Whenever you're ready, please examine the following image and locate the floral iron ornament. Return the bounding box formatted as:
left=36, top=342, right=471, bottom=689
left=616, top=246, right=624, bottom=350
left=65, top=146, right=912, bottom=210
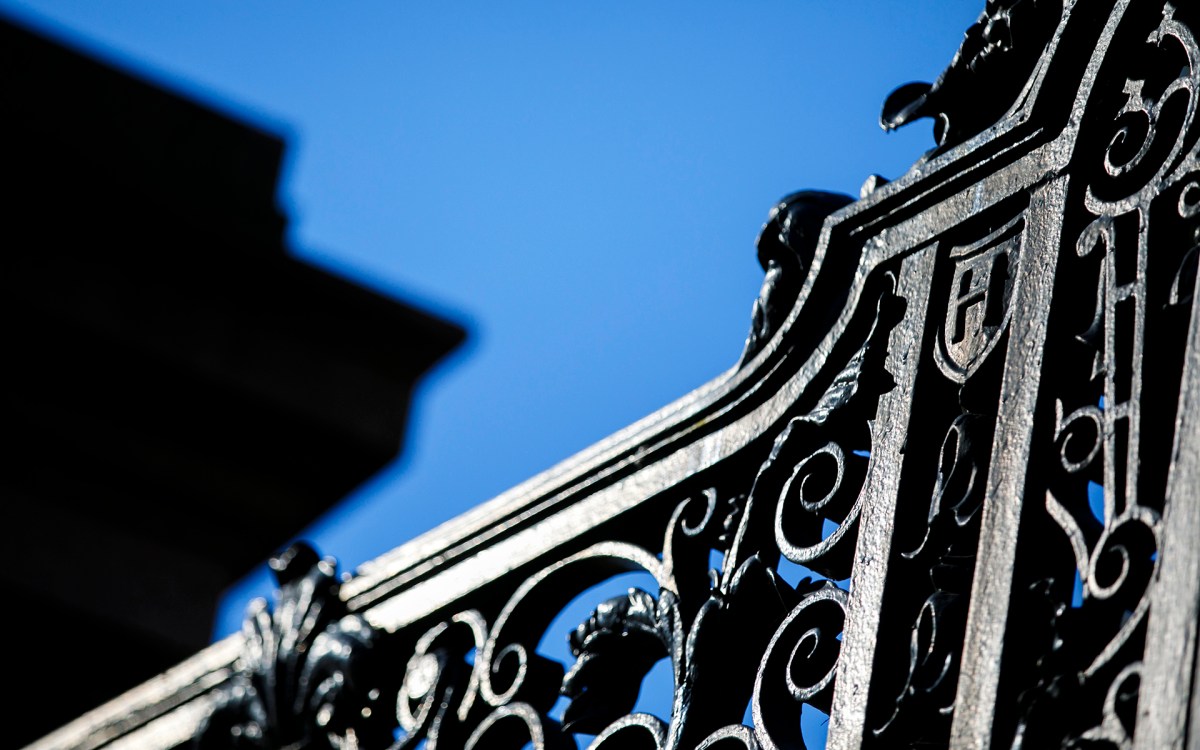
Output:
left=196, top=544, right=392, bottom=750
left=881, top=0, right=1065, bottom=150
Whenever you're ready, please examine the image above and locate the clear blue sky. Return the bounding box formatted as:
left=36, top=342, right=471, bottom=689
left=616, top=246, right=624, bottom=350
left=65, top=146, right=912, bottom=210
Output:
left=4, top=1, right=981, bottom=745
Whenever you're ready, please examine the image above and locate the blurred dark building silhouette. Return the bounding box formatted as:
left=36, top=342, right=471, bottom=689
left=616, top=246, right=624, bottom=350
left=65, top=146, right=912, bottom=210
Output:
left=1, top=16, right=464, bottom=746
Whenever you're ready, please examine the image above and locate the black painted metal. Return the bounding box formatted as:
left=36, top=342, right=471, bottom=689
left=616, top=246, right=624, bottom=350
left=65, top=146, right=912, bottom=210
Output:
left=29, top=1, right=1200, bottom=748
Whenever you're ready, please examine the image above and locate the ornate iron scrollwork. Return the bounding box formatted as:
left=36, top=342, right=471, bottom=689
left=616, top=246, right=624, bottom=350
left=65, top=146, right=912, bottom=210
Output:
left=39, top=2, right=1200, bottom=749
left=200, top=266, right=902, bottom=750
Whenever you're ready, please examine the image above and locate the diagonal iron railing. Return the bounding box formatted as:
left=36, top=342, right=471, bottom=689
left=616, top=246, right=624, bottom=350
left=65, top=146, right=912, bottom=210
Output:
left=29, top=0, right=1200, bottom=748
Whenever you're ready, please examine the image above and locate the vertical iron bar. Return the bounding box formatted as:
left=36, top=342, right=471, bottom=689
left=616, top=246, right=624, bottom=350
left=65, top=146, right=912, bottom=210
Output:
left=826, top=246, right=936, bottom=750
left=1137, top=220, right=1200, bottom=750
left=949, top=175, right=1069, bottom=749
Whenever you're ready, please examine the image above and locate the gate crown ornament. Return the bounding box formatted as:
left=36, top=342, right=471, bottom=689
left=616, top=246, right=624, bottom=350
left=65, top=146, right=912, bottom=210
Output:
left=29, top=1, right=1200, bottom=749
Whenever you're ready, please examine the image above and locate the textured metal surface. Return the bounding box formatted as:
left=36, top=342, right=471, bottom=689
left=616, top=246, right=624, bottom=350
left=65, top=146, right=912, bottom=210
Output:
left=29, top=0, right=1200, bottom=748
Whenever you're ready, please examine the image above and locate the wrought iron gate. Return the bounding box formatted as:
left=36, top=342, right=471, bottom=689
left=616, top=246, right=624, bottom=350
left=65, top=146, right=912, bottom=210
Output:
left=30, top=0, right=1200, bottom=748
